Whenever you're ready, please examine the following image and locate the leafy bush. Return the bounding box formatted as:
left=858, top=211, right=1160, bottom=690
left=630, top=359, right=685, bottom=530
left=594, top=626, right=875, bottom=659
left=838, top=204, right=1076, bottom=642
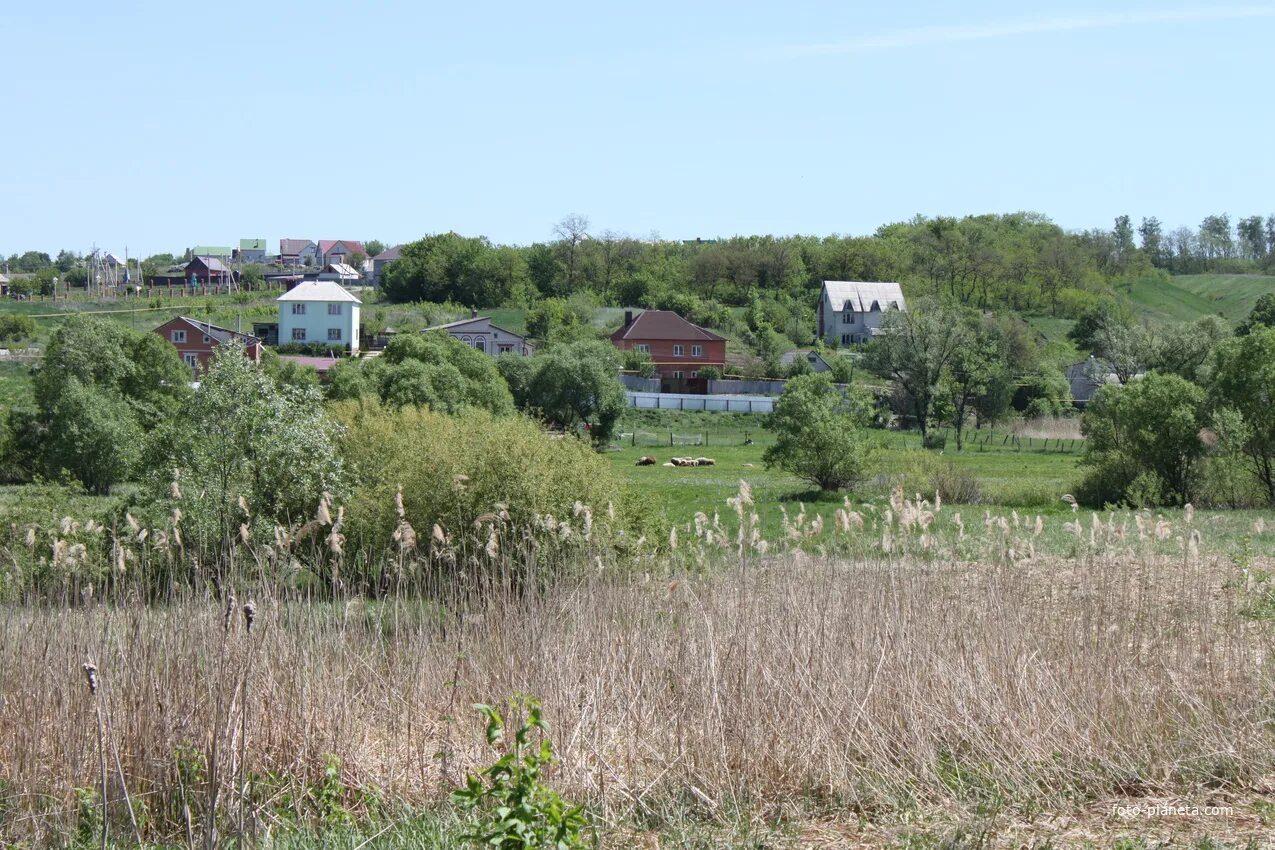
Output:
left=697, top=365, right=722, bottom=381
left=764, top=373, right=876, bottom=492
left=1077, top=372, right=1207, bottom=507
left=523, top=340, right=625, bottom=444
left=145, top=343, right=347, bottom=558
left=330, top=402, right=648, bottom=564
left=452, top=699, right=589, bottom=850
left=349, top=332, right=514, bottom=415
left=0, top=314, right=36, bottom=344
left=886, top=450, right=983, bottom=505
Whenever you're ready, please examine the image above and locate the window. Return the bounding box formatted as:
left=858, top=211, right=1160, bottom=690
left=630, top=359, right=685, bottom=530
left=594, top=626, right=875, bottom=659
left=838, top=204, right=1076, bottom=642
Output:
left=635, top=344, right=649, bottom=354
left=202, top=335, right=211, bottom=344
left=474, top=339, right=485, bottom=353
left=843, top=312, right=854, bottom=324
left=673, top=344, right=684, bottom=357
left=327, top=328, right=342, bottom=341
left=292, top=328, right=307, bottom=341
left=328, top=303, right=342, bottom=315
left=183, top=353, right=199, bottom=368
left=170, top=330, right=186, bottom=343
left=498, top=343, right=513, bottom=353
left=841, top=333, right=851, bottom=345
left=691, top=345, right=702, bottom=357
left=671, top=371, right=684, bottom=379
left=291, top=303, right=306, bottom=315
left=691, top=370, right=699, bottom=378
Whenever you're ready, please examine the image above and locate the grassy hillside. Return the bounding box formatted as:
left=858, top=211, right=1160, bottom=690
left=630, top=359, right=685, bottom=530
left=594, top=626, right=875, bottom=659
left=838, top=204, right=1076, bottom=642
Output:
left=1124, top=273, right=1275, bottom=323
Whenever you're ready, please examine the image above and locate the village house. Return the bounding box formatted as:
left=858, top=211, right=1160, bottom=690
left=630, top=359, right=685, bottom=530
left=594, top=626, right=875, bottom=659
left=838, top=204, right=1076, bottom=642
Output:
left=423, top=312, right=534, bottom=356
left=154, top=316, right=263, bottom=376
left=188, top=245, right=233, bottom=262
left=817, top=281, right=906, bottom=345
left=370, top=244, right=403, bottom=285
left=235, top=238, right=267, bottom=264
left=277, top=280, right=361, bottom=352
left=781, top=349, right=834, bottom=373
left=279, top=239, right=318, bottom=266
left=317, top=263, right=362, bottom=283
left=318, top=240, right=366, bottom=268
left=610, top=309, right=726, bottom=393
left=184, top=256, right=232, bottom=287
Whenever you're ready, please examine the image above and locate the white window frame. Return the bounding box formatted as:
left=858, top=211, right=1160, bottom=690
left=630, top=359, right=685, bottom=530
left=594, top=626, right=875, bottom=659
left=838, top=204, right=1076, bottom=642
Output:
left=202, top=335, right=211, bottom=344
left=843, top=312, right=854, bottom=324
left=635, top=343, right=649, bottom=354
left=171, top=330, right=186, bottom=343
left=182, top=353, right=199, bottom=368
left=292, top=303, right=306, bottom=315
left=671, top=370, right=684, bottom=379
left=691, top=344, right=702, bottom=357
left=673, top=344, right=684, bottom=357
left=292, top=328, right=307, bottom=341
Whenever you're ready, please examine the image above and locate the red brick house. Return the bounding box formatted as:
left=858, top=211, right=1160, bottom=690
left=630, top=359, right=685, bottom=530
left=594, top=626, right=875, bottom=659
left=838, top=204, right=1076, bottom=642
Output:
left=154, top=316, right=263, bottom=377
left=610, top=310, right=726, bottom=393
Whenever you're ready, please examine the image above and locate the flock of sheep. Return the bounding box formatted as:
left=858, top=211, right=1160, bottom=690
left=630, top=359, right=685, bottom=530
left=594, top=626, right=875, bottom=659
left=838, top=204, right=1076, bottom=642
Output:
left=635, top=455, right=717, bottom=467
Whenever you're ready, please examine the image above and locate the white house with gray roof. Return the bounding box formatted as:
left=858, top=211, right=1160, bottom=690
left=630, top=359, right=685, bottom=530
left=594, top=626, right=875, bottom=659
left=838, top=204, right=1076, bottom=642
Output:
left=817, top=280, right=906, bottom=345
left=278, top=280, right=361, bottom=352
left=423, top=313, right=533, bottom=356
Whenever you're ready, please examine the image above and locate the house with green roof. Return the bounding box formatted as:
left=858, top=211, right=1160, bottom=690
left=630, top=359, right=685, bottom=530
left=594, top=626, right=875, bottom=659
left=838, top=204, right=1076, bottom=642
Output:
left=237, top=238, right=267, bottom=263
left=189, top=245, right=232, bottom=261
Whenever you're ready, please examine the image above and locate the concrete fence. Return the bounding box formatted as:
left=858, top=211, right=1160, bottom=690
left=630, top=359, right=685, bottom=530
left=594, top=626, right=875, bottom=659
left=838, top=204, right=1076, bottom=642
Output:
left=624, top=391, right=775, bottom=413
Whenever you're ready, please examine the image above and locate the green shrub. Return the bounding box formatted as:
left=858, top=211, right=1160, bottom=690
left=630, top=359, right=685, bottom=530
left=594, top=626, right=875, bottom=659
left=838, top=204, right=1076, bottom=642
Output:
left=1077, top=372, right=1207, bottom=507
left=0, top=314, right=37, bottom=344
left=331, top=402, right=649, bottom=565
left=764, top=374, right=876, bottom=492
left=452, top=699, right=589, bottom=850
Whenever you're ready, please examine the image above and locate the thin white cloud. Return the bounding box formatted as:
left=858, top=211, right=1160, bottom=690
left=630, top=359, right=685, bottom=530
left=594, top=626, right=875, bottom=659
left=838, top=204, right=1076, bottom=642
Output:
left=784, top=6, right=1275, bottom=56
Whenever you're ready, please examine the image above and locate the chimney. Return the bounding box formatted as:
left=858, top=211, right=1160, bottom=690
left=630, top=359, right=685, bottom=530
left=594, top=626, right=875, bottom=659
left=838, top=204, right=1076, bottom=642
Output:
left=624, top=310, right=633, bottom=327
left=471, top=308, right=478, bottom=319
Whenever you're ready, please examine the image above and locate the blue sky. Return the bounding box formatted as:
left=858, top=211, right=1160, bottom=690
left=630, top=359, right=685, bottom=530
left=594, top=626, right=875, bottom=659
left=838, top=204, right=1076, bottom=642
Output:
left=2, top=1, right=1272, bottom=257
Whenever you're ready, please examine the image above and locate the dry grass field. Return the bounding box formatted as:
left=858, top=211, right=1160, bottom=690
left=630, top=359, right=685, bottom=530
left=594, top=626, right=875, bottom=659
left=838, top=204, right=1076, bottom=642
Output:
left=2, top=494, right=1273, bottom=848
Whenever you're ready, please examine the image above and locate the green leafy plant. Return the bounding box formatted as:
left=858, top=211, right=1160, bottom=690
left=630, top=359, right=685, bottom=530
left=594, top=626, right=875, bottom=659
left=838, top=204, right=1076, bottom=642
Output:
left=451, top=698, right=590, bottom=849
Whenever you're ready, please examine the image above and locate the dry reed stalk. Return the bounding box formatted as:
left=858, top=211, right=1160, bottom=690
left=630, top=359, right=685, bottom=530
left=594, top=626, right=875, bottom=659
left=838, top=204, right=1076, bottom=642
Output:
left=1, top=536, right=1269, bottom=846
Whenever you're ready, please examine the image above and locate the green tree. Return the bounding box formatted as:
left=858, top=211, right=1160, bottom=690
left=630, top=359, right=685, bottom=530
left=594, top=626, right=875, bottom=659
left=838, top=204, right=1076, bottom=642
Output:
left=863, top=299, right=969, bottom=440
left=938, top=319, right=1009, bottom=450
left=1079, top=372, right=1207, bottom=506
left=763, top=373, right=875, bottom=492
left=364, top=239, right=387, bottom=259
left=149, top=343, right=346, bottom=558
left=1209, top=327, right=1275, bottom=502
left=1236, top=293, right=1275, bottom=336
left=524, top=340, right=625, bottom=444
left=0, top=314, right=37, bottom=344
left=381, top=233, right=508, bottom=306
left=364, top=332, right=514, bottom=414
left=496, top=354, right=536, bottom=409
left=41, top=380, right=143, bottom=495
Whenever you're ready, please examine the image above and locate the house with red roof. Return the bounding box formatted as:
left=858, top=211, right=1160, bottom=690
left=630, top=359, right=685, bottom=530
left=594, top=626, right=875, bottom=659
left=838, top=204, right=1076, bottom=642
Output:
left=610, top=310, right=726, bottom=393
left=154, top=316, right=263, bottom=377
left=318, top=240, right=366, bottom=269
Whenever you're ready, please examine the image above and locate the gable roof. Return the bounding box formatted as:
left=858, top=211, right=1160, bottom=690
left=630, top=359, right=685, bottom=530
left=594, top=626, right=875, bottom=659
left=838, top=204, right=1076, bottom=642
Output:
left=159, top=316, right=261, bottom=346
left=781, top=349, right=833, bottom=369
left=321, top=263, right=361, bottom=277
left=239, top=238, right=266, bottom=251
left=318, top=239, right=366, bottom=256
left=188, top=256, right=230, bottom=272
left=373, top=245, right=403, bottom=261
left=279, top=238, right=315, bottom=256
left=424, top=316, right=527, bottom=340
left=277, top=280, right=362, bottom=303
left=610, top=310, right=726, bottom=343
left=822, top=281, right=906, bottom=313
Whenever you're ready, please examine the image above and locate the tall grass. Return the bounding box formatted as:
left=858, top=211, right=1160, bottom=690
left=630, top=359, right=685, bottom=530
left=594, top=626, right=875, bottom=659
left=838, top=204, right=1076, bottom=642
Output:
left=1, top=495, right=1270, bottom=845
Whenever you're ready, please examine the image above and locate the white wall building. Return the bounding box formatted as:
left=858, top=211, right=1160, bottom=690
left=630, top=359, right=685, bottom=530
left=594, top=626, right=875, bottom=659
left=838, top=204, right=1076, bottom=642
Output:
left=817, top=281, right=906, bottom=345
left=423, top=314, right=533, bottom=356
left=278, top=280, right=361, bottom=353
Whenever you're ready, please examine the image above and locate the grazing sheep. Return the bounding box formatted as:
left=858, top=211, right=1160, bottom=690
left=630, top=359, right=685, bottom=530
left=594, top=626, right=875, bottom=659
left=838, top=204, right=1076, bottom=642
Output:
left=671, top=457, right=701, bottom=467
left=635, top=456, right=658, bottom=466
left=694, top=457, right=716, bottom=466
